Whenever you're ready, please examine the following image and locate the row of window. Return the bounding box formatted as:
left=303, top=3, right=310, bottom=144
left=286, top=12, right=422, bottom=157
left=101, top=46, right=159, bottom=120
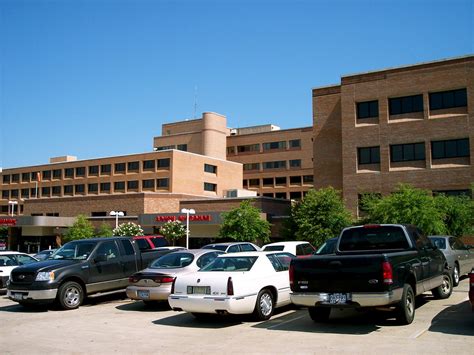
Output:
left=2, top=159, right=172, bottom=184
left=260, top=191, right=309, bottom=200
left=227, top=139, right=301, bottom=155
left=154, top=144, right=188, bottom=151
left=357, top=88, right=467, bottom=119
left=358, top=138, right=470, bottom=165
left=243, top=159, right=302, bottom=171
left=243, top=175, right=314, bottom=188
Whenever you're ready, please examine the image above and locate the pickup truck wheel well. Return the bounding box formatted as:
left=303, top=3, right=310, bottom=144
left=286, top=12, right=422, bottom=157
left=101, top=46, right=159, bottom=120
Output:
left=60, top=277, right=86, bottom=295
left=405, top=275, right=417, bottom=296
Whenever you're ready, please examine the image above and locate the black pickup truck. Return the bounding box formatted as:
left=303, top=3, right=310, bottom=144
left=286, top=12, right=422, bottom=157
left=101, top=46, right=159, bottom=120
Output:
left=7, top=237, right=168, bottom=310
left=290, top=224, right=452, bottom=324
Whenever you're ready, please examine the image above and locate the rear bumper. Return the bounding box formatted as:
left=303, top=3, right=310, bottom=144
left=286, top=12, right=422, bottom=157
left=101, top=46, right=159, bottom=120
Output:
left=290, top=288, right=403, bottom=308
left=168, top=293, right=257, bottom=315
left=7, top=288, right=58, bottom=303
left=126, top=285, right=171, bottom=301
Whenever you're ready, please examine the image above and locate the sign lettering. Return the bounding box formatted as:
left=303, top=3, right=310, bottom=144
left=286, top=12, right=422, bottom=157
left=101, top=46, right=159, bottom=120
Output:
left=0, top=218, right=17, bottom=226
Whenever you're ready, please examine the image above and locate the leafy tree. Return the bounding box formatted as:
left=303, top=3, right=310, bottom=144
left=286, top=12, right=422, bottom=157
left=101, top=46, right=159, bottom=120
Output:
left=159, top=220, right=186, bottom=246
left=64, top=214, right=95, bottom=242
left=97, top=222, right=114, bottom=237
left=362, top=184, right=446, bottom=235
left=290, top=187, right=352, bottom=247
left=0, top=226, right=7, bottom=237
left=113, top=222, right=144, bottom=236
left=218, top=200, right=271, bottom=244
left=434, top=193, right=474, bottom=237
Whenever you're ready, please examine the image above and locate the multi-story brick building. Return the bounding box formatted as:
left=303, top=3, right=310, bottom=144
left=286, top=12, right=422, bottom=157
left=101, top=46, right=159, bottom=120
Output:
left=313, top=55, right=473, bottom=216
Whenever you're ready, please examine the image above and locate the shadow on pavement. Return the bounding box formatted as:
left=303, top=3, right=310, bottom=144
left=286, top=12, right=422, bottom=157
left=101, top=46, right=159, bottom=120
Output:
left=116, top=300, right=171, bottom=312
left=152, top=312, right=242, bottom=329
left=429, top=300, right=474, bottom=336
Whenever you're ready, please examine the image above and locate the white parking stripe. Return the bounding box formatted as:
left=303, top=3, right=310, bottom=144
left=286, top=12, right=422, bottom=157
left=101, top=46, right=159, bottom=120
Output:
left=267, top=315, right=306, bottom=329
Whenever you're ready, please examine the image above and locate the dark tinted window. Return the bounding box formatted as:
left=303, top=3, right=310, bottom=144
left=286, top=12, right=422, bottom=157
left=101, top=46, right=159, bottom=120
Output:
left=151, top=252, right=194, bottom=269
left=120, top=240, right=135, bottom=255
left=127, top=180, right=139, bottom=189
left=430, top=237, right=446, bottom=250
left=88, top=166, right=99, bottom=175
left=135, top=238, right=151, bottom=251
left=358, top=146, right=380, bottom=165
left=357, top=100, right=379, bottom=119
left=143, top=160, right=155, bottom=170
left=429, top=88, right=467, bottom=110
left=431, top=138, right=470, bottom=159
left=201, top=256, right=258, bottom=271
left=389, top=94, right=423, bottom=115
left=196, top=252, right=222, bottom=268
left=75, top=167, right=85, bottom=176
left=101, top=164, right=111, bottom=174
left=115, top=163, right=126, bottom=172
left=339, top=226, right=409, bottom=251
left=128, top=161, right=139, bottom=172
left=157, top=158, right=170, bottom=168
left=390, top=143, right=425, bottom=162
left=240, top=243, right=257, bottom=252
left=150, top=237, right=168, bottom=248
left=227, top=245, right=240, bottom=253
left=263, top=245, right=284, bottom=251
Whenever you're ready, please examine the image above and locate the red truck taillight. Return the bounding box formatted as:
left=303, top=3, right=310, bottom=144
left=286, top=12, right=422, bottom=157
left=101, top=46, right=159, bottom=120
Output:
left=289, top=263, right=294, bottom=287
left=382, top=261, right=393, bottom=285
left=469, top=272, right=474, bottom=287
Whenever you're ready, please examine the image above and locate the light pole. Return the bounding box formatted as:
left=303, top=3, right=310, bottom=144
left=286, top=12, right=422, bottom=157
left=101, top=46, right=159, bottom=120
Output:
left=110, top=211, right=124, bottom=229
left=181, top=208, right=195, bottom=249
left=8, top=201, right=18, bottom=216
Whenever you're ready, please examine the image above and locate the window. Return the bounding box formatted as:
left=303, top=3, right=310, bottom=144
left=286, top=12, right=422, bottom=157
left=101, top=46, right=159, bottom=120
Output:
left=100, top=182, right=111, bottom=192
left=96, top=241, right=119, bottom=261
left=433, top=189, right=471, bottom=198
left=262, top=178, right=274, bottom=186
left=30, top=188, right=37, bottom=198
left=240, top=243, right=257, bottom=252
left=156, top=145, right=175, bottom=151
left=127, top=180, right=139, bottom=190
left=52, top=169, right=62, bottom=179
left=204, top=164, right=217, bottom=174
left=358, top=146, right=380, bottom=165
left=75, top=184, right=85, bottom=194
left=275, top=177, right=287, bottom=186
left=41, top=187, right=50, bottom=196
left=64, top=185, right=73, bottom=195
left=303, top=175, right=314, bottom=183
left=290, top=191, right=302, bottom=200
left=88, top=183, right=98, bottom=193
left=263, top=141, right=286, bottom=151
left=127, top=161, right=139, bottom=172
left=177, top=144, right=187, bottom=151
left=243, top=163, right=260, bottom=171
left=227, top=146, right=235, bottom=155
left=64, top=168, right=74, bottom=178
left=275, top=192, right=287, bottom=199
left=2, top=190, right=9, bottom=199
left=237, top=144, right=260, bottom=153
left=142, top=179, right=155, bottom=189
left=114, top=181, right=125, bottom=191
left=389, top=94, right=423, bottom=115
left=52, top=186, right=61, bottom=196
left=249, top=179, right=259, bottom=187
left=431, top=138, right=470, bottom=159
left=289, top=159, right=301, bottom=168
left=3, top=175, right=10, bottom=184
left=290, top=176, right=301, bottom=185
left=91, top=211, right=107, bottom=217
left=357, top=100, right=379, bottom=119
left=88, top=166, right=99, bottom=175
left=289, top=139, right=301, bottom=148
left=21, top=188, right=29, bottom=198
left=157, top=178, right=169, bottom=189
left=204, top=182, right=217, bottom=192
left=75, top=167, right=85, bottom=177
left=115, top=163, right=126, bottom=173
left=143, top=160, right=155, bottom=170
left=262, top=193, right=273, bottom=197
left=429, top=88, right=467, bottom=110
left=390, top=143, right=425, bottom=162
left=42, top=170, right=51, bottom=180
left=263, top=161, right=286, bottom=170
left=100, top=164, right=111, bottom=174
left=21, top=172, right=30, bottom=182
left=157, top=158, right=170, bottom=168
left=11, top=174, right=19, bottom=182
left=10, top=189, right=18, bottom=198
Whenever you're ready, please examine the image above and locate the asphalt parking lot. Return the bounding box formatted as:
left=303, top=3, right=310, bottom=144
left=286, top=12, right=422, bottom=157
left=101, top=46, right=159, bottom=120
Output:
left=1, top=278, right=473, bottom=354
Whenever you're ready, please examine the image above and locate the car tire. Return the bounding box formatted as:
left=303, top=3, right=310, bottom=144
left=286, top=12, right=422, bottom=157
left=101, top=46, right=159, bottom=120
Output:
left=308, top=306, right=331, bottom=322
left=253, top=289, right=274, bottom=321
left=395, top=284, right=415, bottom=325
left=57, top=281, right=84, bottom=310
left=431, top=271, right=453, bottom=299
left=452, top=264, right=460, bottom=287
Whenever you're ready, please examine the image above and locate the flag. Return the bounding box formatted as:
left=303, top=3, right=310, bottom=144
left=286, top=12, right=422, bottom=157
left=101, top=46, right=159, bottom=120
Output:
left=37, top=172, right=41, bottom=182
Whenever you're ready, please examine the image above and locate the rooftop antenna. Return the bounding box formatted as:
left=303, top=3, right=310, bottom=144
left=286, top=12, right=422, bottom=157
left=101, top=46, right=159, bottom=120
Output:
left=193, top=85, right=198, bottom=119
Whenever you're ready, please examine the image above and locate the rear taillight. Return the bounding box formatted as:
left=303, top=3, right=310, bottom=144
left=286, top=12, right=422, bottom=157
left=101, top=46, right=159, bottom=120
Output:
left=469, top=272, right=474, bottom=286
left=382, top=261, right=393, bottom=285
left=129, top=275, right=139, bottom=283
left=152, top=275, right=175, bottom=284
left=289, top=263, right=294, bottom=287
left=364, top=224, right=380, bottom=229
left=227, top=277, right=234, bottom=296
left=170, top=277, right=177, bottom=294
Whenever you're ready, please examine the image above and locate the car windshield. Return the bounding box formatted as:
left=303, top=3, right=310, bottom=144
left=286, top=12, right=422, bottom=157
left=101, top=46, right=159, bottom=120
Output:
left=51, top=242, right=96, bottom=260
left=263, top=245, right=284, bottom=251
left=339, top=226, right=409, bottom=251
left=200, top=256, right=258, bottom=272
left=430, top=237, right=446, bottom=250
left=202, top=245, right=228, bottom=251
left=316, top=239, right=337, bottom=255
left=151, top=252, right=194, bottom=269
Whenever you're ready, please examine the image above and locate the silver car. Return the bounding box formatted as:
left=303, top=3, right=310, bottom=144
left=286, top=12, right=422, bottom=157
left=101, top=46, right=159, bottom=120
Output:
left=126, top=249, right=223, bottom=306
left=429, top=236, right=474, bottom=286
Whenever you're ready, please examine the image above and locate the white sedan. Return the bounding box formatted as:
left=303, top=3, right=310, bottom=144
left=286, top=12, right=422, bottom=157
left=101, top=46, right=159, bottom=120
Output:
left=168, top=251, right=295, bottom=320
left=0, top=252, right=39, bottom=291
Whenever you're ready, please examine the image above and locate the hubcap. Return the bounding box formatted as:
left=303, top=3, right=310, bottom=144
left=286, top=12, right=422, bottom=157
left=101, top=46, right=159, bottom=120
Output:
left=441, top=276, right=451, bottom=294
left=260, top=293, right=273, bottom=316
left=65, top=287, right=80, bottom=307
left=406, top=292, right=414, bottom=316
left=454, top=267, right=459, bottom=284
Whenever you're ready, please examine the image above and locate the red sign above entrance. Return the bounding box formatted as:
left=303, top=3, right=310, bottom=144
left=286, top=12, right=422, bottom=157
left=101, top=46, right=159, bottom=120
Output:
left=0, top=218, right=17, bottom=226
left=155, top=215, right=212, bottom=223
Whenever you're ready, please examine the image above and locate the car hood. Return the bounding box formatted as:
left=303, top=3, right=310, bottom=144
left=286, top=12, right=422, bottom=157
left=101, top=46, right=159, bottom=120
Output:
left=13, top=259, right=80, bottom=273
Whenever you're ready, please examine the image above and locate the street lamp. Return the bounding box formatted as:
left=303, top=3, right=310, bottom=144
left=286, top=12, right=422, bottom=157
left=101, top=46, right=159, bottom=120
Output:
left=8, top=201, right=18, bottom=217
left=181, top=208, right=195, bottom=249
left=110, top=211, right=124, bottom=229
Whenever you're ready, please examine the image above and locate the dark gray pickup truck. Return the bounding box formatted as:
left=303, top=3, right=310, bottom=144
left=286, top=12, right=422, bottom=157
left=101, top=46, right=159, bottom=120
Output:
left=7, top=237, right=168, bottom=310
left=290, top=224, right=452, bottom=324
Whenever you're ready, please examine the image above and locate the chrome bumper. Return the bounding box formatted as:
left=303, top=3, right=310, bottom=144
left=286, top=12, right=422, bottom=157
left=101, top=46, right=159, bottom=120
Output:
left=7, top=288, right=58, bottom=302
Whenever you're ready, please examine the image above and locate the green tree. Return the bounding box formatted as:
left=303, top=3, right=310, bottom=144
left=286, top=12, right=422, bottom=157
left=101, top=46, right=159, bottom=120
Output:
left=113, top=222, right=144, bottom=236
left=434, top=194, right=474, bottom=237
left=159, top=220, right=186, bottom=246
left=0, top=226, right=8, bottom=237
left=97, top=222, right=114, bottom=237
left=289, top=187, right=352, bottom=247
left=362, top=184, right=446, bottom=235
left=64, top=214, right=95, bottom=242
left=218, top=200, right=271, bottom=244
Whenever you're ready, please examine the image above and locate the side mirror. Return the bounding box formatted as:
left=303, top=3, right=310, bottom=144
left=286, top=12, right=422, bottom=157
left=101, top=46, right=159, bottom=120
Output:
left=94, top=253, right=107, bottom=263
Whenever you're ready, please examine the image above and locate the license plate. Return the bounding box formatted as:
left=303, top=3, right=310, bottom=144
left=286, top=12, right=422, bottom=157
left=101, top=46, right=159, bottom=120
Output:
left=187, top=286, right=211, bottom=295
left=138, top=290, right=150, bottom=299
left=13, top=293, right=24, bottom=301
left=328, top=293, right=349, bottom=304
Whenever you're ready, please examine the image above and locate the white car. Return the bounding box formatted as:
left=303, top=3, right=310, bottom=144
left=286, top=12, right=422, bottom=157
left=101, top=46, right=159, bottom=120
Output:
left=168, top=251, right=295, bottom=320
left=262, top=241, right=315, bottom=257
left=0, top=251, right=39, bottom=291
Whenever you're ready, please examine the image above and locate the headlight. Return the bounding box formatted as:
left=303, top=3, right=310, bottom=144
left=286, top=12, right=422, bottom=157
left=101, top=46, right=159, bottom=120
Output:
left=35, top=272, right=55, bottom=281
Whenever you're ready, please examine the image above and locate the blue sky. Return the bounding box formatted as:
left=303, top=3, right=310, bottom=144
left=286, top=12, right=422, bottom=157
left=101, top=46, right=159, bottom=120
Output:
left=0, top=0, right=472, bottom=169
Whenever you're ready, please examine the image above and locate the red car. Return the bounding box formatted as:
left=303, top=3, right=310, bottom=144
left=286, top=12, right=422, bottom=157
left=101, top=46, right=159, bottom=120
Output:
left=469, top=270, right=474, bottom=311
left=133, top=235, right=168, bottom=251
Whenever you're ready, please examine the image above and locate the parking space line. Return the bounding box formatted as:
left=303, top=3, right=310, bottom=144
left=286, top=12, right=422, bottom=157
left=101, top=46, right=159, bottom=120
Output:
left=267, top=315, right=306, bottom=329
